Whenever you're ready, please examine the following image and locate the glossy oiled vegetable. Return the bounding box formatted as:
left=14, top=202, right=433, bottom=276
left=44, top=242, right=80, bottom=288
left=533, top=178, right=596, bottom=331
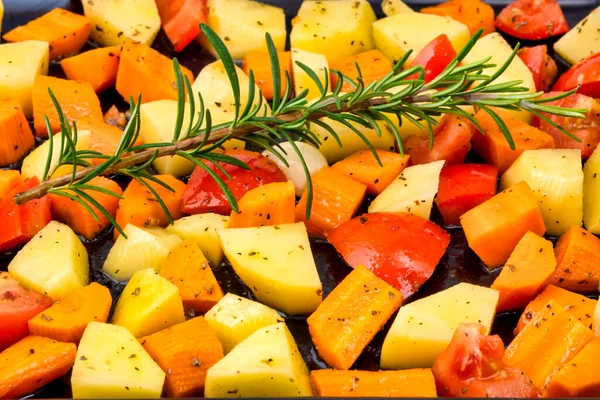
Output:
left=0, top=99, right=36, bottom=167
left=229, top=181, right=296, bottom=228
left=291, top=47, right=329, bottom=100
left=381, top=0, right=414, bottom=16
left=329, top=49, right=392, bottom=93
left=60, top=46, right=122, bottom=93
left=554, top=6, right=600, bottom=65
left=421, top=0, right=495, bottom=36
left=584, top=145, right=600, bottom=233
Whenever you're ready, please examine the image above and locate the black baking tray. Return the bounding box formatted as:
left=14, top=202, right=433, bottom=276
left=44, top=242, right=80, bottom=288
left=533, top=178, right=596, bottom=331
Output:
left=1, top=0, right=598, bottom=398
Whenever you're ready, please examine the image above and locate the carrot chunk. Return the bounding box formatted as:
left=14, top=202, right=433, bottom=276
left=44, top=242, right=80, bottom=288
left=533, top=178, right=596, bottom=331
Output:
left=60, top=46, right=122, bottom=93
left=515, top=285, right=597, bottom=335
left=307, top=265, right=402, bottom=370
left=141, top=317, right=224, bottom=398
left=329, top=49, right=393, bottom=93
left=548, top=226, right=600, bottom=293
left=310, top=369, right=437, bottom=397
left=296, top=167, right=367, bottom=237
left=77, top=118, right=142, bottom=164
left=2, top=8, right=90, bottom=61
left=0, top=336, right=77, bottom=398
left=461, top=181, right=546, bottom=268
left=160, top=240, right=224, bottom=314
left=421, top=0, right=496, bottom=36
left=0, top=99, right=36, bottom=166
left=491, top=231, right=557, bottom=312
left=229, top=181, right=296, bottom=228
left=28, top=283, right=112, bottom=343
left=32, top=75, right=104, bottom=138
left=471, top=109, right=555, bottom=173
left=0, top=170, right=22, bottom=200
left=242, top=51, right=292, bottom=100
left=116, top=39, right=194, bottom=104
left=331, top=150, right=410, bottom=195
left=503, top=299, right=594, bottom=390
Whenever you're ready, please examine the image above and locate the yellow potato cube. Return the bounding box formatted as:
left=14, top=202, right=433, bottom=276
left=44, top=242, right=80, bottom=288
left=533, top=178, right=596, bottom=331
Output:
left=382, top=0, right=414, bottom=16
left=584, top=145, right=600, bottom=234
left=554, top=6, right=600, bottom=65
left=291, top=47, right=329, bottom=100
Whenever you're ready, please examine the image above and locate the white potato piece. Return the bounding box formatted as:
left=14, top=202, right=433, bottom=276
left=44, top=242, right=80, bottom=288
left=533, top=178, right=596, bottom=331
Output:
left=382, top=0, right=414, bottom=16
left=0, top=0, right=4, bottom=35
left=554, top=6, right=600, bottom=65
left=584, top=143, right=600, bottom=234
left=291, top=48, right=329, bottom=100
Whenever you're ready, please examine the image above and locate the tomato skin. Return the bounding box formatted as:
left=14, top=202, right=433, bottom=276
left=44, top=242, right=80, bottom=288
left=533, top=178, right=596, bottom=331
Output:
left=155, top=0, right=207, bottom=52
left=0, top=272, right=52, bottom=351
left=433, top=323, right=540, bottom=398
left=407, top=34, right=457, bottom=83
left=553, top=53, right=600, bottom=98
left=518, top=46, right=558, bottom=92
left=495, top=0, right=569, bottom=40
left=436, top=164, right=498, bottom=226
left=181, top=150, right=287, bottom=215
left=327, top=212, right=450, bottom=299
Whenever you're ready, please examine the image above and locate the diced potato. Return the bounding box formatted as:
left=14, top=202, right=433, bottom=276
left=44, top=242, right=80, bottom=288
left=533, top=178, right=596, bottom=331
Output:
left=372, top=13, right=469, bottom=63
left=205, top=293, right=283, bottom=354
left=21, top=130, right=92, bottom=180
left=291, top=48, right=329, bottom=100
left=219, top=222, right=322, bottom=315
left=0, top=41, right=49, bottom=117
left=197, top=0, right=286, bottom=60
left=0, top=0, right=4, bottom=34
left=462, top=33, right=535, bottom=123
left=593, top=300, right=600, bottom=336
left=290, top=0, right=376, bottom=62
left=369, top=160, right=445, bottom=220
left=500, top=149, right=583, bottom=236
left=382, top=0, right=414, bottom=16
left=165, top=213, right=230, bottom=267
left=381, top=283, right=499, bottom=369
left=8, top=221, right=89, bottom=300
left=111, top=268, right=185, bottom=338
left=81, top=0, right=161, bottom=46
left=554, top=6, right=600, bottom=65
left=102, top=224, right=182, bottom=281
left=71, top=322, right=165, bottom=398
left=205, top=322, right=314, bottom=397
left=584, top=145, right=600, bottom=234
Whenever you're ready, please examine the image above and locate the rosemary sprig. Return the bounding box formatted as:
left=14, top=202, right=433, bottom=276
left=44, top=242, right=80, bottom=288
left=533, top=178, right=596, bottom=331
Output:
left=13, top=25, right=587, bottom=238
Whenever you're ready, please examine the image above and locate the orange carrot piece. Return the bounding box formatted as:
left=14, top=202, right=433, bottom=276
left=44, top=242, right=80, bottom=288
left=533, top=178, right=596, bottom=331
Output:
left=491, top=231, right=557, bottom=312
left=0, top=99, right=36, bottom=167
left=242, top=51, right=292, bottom=100
left=2, top=8, right=90, bottom=61
left=115, top=174, right=187, bottom=238
left=515, top=285, right=597, bottom=335
left=77, top=118, right=142, bottom=165
left=421, top=0, right=496, bottom=36
left=116, top=39, right=194, bottom=104
left=60, top=46, right=122, bottom=93
left=229, top=181, right=296, bottom=228
left=307, top=265, right=402, bottom=370
left=160, top=240, right=224, bottom=314
left=296, top=167, right=367, bottom=237
left=311, top=369, right=437, bottom=398
left=141, top=317, right=224, bottom=398
left=329, top=49, right=393, bottom=93
left=405, top=114, right=473, bottom=166
left=544, top=336, right=600, bottom=397
left=503, top=299, right=594, bottom=390
left=471, top=109, right=555, bottom=174
left=28, top=283, right=112, bottom=343
left=460, top=181, right=546, bottom=269
left=0, top=335, right=77, bottom=398
left=32, top=75, right=104, bottom=138
left=0, top=170, right=22, bottom=201
left=330, top=150, right=410, bottom=195
left=49, top=176, right=123, bottom=239
left=548, top=226, right=600, bottom=293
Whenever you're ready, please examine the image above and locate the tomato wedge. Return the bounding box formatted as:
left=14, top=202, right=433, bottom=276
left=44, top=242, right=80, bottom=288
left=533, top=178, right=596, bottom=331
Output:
left=553, top=53, right=600, bottom=98
left=495, top=0, right=569, bottom=40
left=518, top=46, right=558, bottom=92
left=433, top=323, right=540, bottom=398
left=0, top=272, right=52, bottom=351
left=327, top=212, right=450, bottom=299
left=407, top=34, right=457, bottom=83
left=155, top=0, right=207, bottom=52
left=181, top=149, right=287, bottom=215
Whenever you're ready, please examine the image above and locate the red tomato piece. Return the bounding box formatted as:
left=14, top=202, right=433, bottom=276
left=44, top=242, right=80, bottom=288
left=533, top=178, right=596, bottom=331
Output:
left=404, top=114, right=473, bottom=166
left=553, top=53, right=600, bottom=98
left=495, top=0, right=569, bottom=40
left=0, top=272, right=52, bottom=351
left=518, top=45, right=558, bottom=92
left=155, top=0, right=207, bottom=52
left=436, top=164, right=498, bottom=226
left=181, top=149, right=286, bottom=215
left=532, top=92, right=600, bottom=158
left=433, top=323, right=540, bottom=398
left=327, top=212, right=450, bottom=299
left=407, top=34, right=457, bottom=83
left=0, top=177, right=52, bottom=253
